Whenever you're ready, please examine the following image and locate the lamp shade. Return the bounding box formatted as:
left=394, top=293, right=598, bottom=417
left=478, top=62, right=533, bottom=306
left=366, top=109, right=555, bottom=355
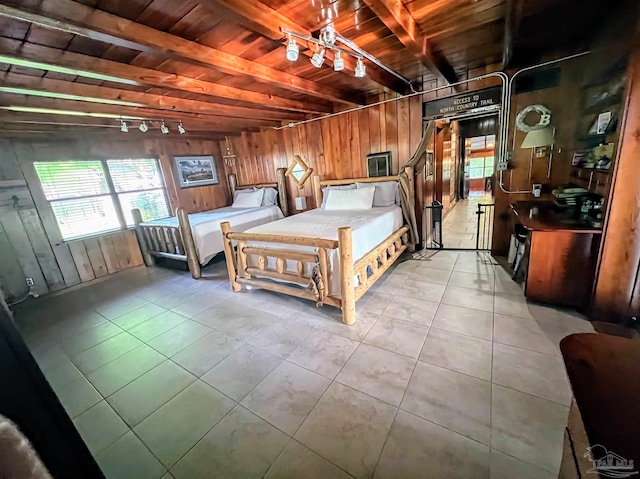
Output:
left=521, top=127, right=554, bottom=149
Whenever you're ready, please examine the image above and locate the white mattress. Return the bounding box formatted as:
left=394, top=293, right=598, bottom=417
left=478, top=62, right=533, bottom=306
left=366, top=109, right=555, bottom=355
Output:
left=142, top=206, right=283, bottom=264
left=244, top=206, right=404, bottom=296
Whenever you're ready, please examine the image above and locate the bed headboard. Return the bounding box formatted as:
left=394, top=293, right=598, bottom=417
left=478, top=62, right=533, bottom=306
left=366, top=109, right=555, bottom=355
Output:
left=228, top=167, right=289, bottom=217
left=312, top=174, right=401, bottom=208
left=311, top=168, right=417, bottom=246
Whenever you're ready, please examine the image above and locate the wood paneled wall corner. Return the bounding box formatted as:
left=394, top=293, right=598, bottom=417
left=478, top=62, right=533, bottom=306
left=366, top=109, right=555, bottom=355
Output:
left=0, top=137, right=229, bottom=301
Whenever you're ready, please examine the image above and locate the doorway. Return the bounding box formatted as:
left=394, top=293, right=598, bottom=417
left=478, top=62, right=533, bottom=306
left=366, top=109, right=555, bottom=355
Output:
left=425, top=114, right=498, bottom=250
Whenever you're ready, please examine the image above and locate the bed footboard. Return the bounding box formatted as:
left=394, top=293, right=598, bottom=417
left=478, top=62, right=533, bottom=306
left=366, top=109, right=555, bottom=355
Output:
left=220, top=222, right=410, bottom=325
left=132, top=207, right=201, bottom=279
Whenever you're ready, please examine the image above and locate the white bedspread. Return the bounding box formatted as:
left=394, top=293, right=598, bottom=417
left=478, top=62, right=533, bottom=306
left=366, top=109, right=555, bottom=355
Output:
left=142, top=206, right=283, bottom=264
left=244, top=206, right=403, bottom=296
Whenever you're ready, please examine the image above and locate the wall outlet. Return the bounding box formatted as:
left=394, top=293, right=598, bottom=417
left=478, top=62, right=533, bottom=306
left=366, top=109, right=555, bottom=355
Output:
left=496, top=151, right=512, bottom=172
left=26, top=277, right=35, bottom=287
left=532, top=184, right=542, bottom=198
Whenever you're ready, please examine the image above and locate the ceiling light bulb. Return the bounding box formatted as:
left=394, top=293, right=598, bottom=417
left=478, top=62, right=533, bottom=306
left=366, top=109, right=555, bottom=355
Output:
left=310, top=48, right=325, bottom=68
left=286, top=35, right=299, bottom=62
left=355, top=57, right=366, bottom=78
left=160, top=121, right=169, bottom=134
left=333, top=51, right=344, bottom=72
left=138, top=121, right=148, bottom=133
left=120, top=120, right=128, bottom=133
left=177, top=121, right=186, bottom=134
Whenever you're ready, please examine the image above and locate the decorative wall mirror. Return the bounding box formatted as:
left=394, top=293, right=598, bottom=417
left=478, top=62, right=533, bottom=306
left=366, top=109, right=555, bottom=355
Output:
left=286, top=155, right=313, bottom=188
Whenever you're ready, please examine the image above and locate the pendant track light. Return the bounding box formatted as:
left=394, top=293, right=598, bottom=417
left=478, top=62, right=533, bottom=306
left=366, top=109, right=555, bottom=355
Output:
left=310, top=48, right=325, bottom=68
left=120, top=120, right=128, bottom=132
left=286, top=34, right=299, bottom=62
left=177, top=121, right=186, bottom=135
left=354, top=57, right=366, bottom=78
left=280, top=24, right=419, bottom=90
left=333, top=51, right=344, bottom=72
left=160, top=120, right=169, bottom=134
left=138, top=121, right=148, bottom=133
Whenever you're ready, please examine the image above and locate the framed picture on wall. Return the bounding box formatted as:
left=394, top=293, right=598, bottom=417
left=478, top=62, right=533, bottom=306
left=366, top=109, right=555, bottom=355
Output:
left=367, top=152, right=391, bottom=177
left=173, top=155, right=218, bottom=188
left=424, top=152, right=434, bottom=179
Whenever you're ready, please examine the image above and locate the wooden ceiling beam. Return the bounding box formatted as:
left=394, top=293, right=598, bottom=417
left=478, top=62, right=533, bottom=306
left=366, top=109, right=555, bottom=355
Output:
left=0, top=39, right=331, bottom=114
left=362, top=0, right=459, bottom=86
left=502, top=0, right=525, bottom=68
left=0, top=0, right=364, bottom=105
left=0, top=72, right=306, bottom=122
left=0, top=95, right=279, bottom=130
left=195, top=0, right=408, bottom=93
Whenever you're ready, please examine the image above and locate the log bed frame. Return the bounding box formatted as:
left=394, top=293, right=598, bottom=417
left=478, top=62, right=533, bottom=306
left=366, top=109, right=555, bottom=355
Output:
left=220, top=167, right=415, bottom=325
left=132, top=168, right=288, bottom=280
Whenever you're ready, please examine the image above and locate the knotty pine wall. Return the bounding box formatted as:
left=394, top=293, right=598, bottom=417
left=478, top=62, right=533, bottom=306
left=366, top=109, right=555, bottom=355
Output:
left=0, top=138, right=229, bottom=300
left=219, top=69, right=502, bottom=215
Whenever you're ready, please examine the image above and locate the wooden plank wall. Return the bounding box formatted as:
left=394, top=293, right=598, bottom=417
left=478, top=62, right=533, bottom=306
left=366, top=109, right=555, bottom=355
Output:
left=218, top=67, right=502, bottom=215
left=491, top=53, right=612, bottom=254
left=0, top=138, right=228, bottom=300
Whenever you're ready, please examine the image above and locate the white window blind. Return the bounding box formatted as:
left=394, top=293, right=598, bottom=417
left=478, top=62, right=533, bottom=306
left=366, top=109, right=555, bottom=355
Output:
left=34, top=159, right=170, bottom=241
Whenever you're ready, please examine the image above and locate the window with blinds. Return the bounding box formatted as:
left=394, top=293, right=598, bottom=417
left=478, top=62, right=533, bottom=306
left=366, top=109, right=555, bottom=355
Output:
left=34, top=159, right=170, bottom=240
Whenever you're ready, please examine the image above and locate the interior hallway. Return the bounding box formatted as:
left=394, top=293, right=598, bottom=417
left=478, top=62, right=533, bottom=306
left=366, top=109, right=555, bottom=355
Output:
left=11, top=251, right=593, bottom=479
left=442, top=192, right=495, bottom=249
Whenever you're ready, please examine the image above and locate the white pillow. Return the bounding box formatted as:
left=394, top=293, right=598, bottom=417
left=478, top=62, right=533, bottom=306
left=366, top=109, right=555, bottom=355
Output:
left=232, top=189, right=264, bottom=208
left=260, top=187, right=278, bottom=207
left=356, top=181, right=399, bottom=207
left=324, top=187, right=375, bottom=210
left=233, top=188, right=255, bottom=201
left=320, top=184, right=356, bottom=208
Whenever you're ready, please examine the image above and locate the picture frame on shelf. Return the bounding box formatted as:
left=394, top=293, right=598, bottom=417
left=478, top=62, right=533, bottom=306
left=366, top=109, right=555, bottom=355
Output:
left=174, top=155, right=218, bottom=188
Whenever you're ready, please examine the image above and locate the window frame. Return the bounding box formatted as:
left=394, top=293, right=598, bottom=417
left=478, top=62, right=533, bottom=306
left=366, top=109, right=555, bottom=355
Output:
left=33, top=158, right=170, bottom=242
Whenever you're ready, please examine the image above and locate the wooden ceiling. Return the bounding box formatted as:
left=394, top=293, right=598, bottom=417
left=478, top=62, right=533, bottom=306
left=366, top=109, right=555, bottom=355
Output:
left=0, top=0, right=631, bottom=139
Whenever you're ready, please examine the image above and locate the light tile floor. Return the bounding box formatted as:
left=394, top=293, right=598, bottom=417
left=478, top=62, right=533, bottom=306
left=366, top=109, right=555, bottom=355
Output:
left=442, top=191, right=494, bottom=249
left=13, top=251, right=595, bottom=479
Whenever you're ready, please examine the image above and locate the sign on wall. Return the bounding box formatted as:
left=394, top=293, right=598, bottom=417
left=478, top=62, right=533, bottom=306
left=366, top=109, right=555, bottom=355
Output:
left=423, top=86, right=502, bottom=119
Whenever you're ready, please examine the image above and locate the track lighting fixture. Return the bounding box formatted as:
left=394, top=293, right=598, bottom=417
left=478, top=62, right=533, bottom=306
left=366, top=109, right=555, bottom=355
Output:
left=279, top=25, right=416, bottom=91
left=138, top=121, right=148, bottom=133
left=177, top=121, right=186, bottom=135
left=310, top=48, right=325, bottom=68
left=120, top=120, right=128, bottom=132
left=286, top=34, right=299, bottom=62
left=354, top=57, right=366, bottom=78
left=160, top=120, right=169, bottom=134
left=333, top=51, right=344, bottom=72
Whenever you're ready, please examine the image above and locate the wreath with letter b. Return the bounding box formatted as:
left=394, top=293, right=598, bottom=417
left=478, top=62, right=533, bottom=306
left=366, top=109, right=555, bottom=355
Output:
left=515, top=105, right=552, bottom=132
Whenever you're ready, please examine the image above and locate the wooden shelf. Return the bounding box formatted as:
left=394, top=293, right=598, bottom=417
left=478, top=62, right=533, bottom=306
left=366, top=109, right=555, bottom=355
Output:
left=571, top=167, right=612, bottom=174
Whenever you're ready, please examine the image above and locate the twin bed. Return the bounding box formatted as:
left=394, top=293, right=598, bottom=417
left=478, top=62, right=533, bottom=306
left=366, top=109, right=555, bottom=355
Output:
left=132, top=168, right=289, bottom=279
left=133, top=166, right=415, bottom=325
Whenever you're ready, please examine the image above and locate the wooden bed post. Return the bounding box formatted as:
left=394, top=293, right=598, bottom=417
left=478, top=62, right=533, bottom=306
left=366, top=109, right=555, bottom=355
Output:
left=404, top=165, right=416, bottom=253
left=339, top=227, right=356, bottom=325
left=229, top=173, right=238, bottom=198
left=276, top=168, right=289, bottom=217
left=132, top=208, right=155, bottom=267
left=312, top=176, right=322, bottom=208
left=176, top=207, right=201, bottom=279
left=221, top=221, right=241, bottom=292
